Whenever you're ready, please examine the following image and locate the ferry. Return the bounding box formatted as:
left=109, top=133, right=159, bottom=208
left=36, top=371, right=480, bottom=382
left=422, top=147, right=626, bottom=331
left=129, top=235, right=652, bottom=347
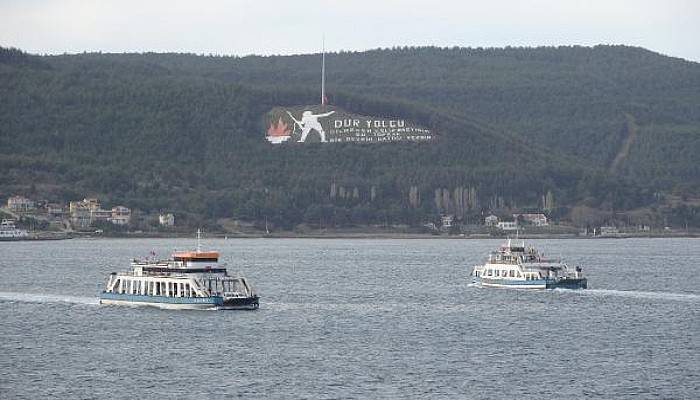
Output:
left=99, top=232, right=259, bottom=310
left=0, top=219, right=29, bottom=240
left=470, top=239, right=587, bottom=289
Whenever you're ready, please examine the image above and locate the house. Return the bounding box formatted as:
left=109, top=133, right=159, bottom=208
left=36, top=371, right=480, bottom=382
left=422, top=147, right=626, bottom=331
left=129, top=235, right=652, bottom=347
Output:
left=441, top=215, right=454, bottom=231
left=7, top=196, right=35, bottom=212
left=513, top=213, right=549, bottom=227
left=598, top=226, right=619, bottom=237
left=70, top=198, right=109, bottom=228
left=70, top=198, right=100, bottom=214
left=159, top=213, right=175, bottom=227
left=497, top=221, right=518, bottom=231
left=111, top=206, right=131, bottom=225
left=484, top=214, right=499, bottom=227
left=46, top=203, right=67, bottom=219
left=91, top=209, right=112, bottom=222
left=69, top=202, right=92, bottom=229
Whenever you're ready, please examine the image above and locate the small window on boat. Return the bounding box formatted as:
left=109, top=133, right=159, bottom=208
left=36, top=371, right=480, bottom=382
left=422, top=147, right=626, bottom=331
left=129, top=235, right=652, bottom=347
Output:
left=516, top=272, right=522, bottom=278
left=509, top=270, right=515, bottom=277
left=495, top=270, right=500, bottom=277
left=502, top=270, right=507, bottom=277
left=487, top=269, right=493, bottom=276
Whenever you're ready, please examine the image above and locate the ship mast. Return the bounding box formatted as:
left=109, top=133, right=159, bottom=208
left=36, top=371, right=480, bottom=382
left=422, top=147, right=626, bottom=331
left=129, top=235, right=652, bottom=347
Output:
left=196, top=228, right=202, bottom=252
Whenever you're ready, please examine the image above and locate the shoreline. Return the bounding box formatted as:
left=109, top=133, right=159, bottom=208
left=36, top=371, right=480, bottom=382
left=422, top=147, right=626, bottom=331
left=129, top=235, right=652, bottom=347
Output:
left=7, top=231, right=700, bottom=241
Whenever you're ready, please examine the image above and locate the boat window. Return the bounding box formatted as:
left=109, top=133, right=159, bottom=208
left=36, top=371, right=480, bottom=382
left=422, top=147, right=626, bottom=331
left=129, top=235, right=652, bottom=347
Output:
left=516, top=272, right=522, bottom=278
left=509, top=270, right=515, bottom=277
left=487, top=269, right=492, bottom=276
left=502, top=270, right=507, bottom=277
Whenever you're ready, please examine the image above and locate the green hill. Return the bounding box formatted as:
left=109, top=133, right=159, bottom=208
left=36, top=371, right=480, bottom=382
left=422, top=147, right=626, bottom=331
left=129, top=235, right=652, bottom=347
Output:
left=1, top=45, right=698, bottom=230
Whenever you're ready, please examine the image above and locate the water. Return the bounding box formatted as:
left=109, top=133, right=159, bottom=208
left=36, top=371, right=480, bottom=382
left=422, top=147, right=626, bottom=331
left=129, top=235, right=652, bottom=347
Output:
left=1, top=238, right=698, bottom=399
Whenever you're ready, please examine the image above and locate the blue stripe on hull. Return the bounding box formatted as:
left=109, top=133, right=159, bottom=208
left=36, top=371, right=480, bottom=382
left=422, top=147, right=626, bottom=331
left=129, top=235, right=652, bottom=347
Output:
left=100, top=292, right=223, bottom=305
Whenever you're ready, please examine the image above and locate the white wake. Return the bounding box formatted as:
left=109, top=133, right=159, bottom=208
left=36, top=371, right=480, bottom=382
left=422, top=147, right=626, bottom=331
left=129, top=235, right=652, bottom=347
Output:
left=0, top=291, right=99, bottom=305
left=568, top=288, right=700, bottom=303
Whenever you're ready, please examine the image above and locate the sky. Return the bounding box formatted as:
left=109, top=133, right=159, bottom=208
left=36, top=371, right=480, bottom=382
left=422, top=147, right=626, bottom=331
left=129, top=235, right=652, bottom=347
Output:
left=1, top=0, right=699, bottom=62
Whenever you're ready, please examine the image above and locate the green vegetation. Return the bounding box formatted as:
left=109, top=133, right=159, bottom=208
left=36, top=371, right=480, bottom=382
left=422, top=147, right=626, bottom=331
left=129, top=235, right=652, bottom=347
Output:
left=1, top=45, right=699, bottom=230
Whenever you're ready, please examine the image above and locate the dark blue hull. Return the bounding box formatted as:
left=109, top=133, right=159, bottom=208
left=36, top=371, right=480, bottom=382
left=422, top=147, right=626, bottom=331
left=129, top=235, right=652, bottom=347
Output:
left=546, top=278, right=588, bottom=290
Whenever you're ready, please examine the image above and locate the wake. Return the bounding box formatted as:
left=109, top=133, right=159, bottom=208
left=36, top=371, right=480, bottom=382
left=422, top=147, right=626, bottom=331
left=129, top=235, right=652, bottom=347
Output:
left=0, top=291, right=99, bottom=305
left=565, top=288, right=700, bottom=303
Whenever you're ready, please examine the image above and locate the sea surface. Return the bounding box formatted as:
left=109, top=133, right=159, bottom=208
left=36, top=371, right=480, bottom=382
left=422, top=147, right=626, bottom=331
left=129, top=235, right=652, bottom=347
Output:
left=1, top=238, right=698, bottom=399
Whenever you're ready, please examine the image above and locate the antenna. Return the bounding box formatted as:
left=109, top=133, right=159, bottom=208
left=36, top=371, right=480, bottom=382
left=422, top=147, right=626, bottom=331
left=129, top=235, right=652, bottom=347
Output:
left=196, top=228, right=202, bottom=252
left=321, top=36, right=326, bottom=108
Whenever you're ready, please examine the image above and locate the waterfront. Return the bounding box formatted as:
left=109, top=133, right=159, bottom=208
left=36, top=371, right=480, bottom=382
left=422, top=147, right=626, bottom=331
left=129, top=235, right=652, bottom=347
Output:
left=1, top=238, right=698, bottom=399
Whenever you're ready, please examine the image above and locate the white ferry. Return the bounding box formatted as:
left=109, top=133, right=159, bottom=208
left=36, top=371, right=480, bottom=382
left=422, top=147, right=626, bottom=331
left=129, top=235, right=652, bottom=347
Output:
left=470, top=239, right=587, bottom=289
left=0, top=219, right=29, bottom=240
left=99, top=232, right=259, bottom=310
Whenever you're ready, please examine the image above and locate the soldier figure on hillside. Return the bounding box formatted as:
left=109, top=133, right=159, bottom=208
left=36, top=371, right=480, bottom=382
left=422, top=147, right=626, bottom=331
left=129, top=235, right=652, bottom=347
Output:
left=287, top=110, right=335, bottom=142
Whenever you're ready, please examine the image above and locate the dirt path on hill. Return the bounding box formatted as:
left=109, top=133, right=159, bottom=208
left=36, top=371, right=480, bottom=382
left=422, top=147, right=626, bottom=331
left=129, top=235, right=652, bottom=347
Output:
left=609, top=113, right=638, bottom=174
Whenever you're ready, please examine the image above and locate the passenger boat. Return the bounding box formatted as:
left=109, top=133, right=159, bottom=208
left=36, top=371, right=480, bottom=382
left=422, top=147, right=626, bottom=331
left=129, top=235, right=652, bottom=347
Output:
left=99, top=231, right=259, bottom=310
left=470, top=239, right=587, bottom=289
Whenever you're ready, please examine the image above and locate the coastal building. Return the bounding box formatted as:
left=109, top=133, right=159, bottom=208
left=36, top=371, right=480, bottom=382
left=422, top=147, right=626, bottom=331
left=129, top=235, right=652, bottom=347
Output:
left=497, top=221, right=518, bottom=231
left=46, top=203, right=68, bottom=219
left=111, top=206, right=131, bottom=225
left=69, top=202, right=92, bottom=229
left=598, top=226, right=619, bottom=237
left=91, top=209, right=112, bottom=222
left=7, top=196, right=35, bottom=212
left=484, top=214, right=499, bottom=227
left=82, top=198, right=101, bottom=211
left=441, top=215, right=454, bottom=231
left=70, top=198, right=100, bottom=214
left=70, top=198, right=106, bottom=228
left=513, top=213, right=549, bottom=227
left=159, top=213, right=175, bottom=227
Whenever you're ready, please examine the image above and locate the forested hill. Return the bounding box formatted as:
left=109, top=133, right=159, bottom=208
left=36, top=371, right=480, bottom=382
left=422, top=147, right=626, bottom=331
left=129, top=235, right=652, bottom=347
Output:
left=1, top=45, right=699, bottom=230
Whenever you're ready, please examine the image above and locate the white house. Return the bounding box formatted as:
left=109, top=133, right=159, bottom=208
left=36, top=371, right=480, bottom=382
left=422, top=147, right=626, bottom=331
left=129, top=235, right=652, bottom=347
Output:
left=111, top=206, right=131, bottom=225
left=7, top=196, right=35, bottom=212
left=497, top=221, right=518, bottom=231
left=159, top=213, right=175, bottom=227
left=484, top=214, right=499, bottom=227
left=441, top=215, right=454, bottom=231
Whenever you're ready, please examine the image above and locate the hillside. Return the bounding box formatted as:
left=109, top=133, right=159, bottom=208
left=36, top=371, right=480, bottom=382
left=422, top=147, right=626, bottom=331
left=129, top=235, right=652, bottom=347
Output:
left=1, top=45, right=698, bottom=230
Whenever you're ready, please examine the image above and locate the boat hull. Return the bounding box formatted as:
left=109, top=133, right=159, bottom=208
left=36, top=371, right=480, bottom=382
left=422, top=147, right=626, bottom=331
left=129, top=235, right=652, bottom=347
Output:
left=99, top=292, right=259, bottom=310
left=472, top=277, right=587, bottom=290
left=220, top=296, right=260, bottom=310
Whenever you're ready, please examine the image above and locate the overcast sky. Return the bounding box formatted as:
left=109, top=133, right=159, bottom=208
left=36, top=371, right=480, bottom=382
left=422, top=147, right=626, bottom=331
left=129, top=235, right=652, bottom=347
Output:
left=1, top=0, right=698, bottom=61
